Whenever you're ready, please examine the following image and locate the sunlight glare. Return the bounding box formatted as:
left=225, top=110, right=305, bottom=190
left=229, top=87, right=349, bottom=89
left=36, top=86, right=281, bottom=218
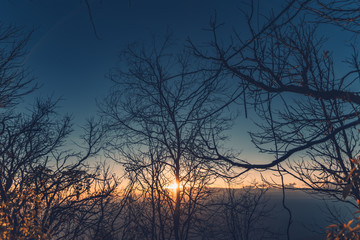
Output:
left=165, top=181, right=182, bottom=192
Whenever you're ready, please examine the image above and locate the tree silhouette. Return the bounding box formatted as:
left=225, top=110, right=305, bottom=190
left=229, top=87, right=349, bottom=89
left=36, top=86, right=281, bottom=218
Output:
left=0, top=23, right=118, bottom=239
left=100, top=35, right=234, bottom=240
left=188, top=0, right=360, bottom=237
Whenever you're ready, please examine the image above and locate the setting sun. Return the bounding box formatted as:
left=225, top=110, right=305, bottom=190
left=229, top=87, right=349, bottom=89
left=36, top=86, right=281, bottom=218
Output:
left=165, top=181, right=183, bottom=191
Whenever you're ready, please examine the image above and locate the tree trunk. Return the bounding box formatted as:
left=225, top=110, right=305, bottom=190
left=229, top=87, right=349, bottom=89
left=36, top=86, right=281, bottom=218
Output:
left=173, top=160, right=181, bottom=240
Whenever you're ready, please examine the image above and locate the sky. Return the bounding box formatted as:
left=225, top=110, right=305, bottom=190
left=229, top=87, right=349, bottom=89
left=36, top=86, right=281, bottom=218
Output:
left=0, top=0, right=261, bottom=150
left=1, top=0, right=245, bottom=120
left=1, top=0, right=344, bottom=184
left=0, top=0, right=320, bottom=185
left=1, top=3, right=356, bottom=237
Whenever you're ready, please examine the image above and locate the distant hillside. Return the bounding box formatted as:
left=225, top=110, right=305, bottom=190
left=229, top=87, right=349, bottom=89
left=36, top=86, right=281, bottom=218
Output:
left=207, top=187, right=354, bottom=240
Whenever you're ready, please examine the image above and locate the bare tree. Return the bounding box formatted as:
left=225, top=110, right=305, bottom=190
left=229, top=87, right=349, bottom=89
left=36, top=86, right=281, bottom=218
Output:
left=100, top=35, right=234, bottom=240
left=306, top=0, right=360, bottom=32
left=188, top=183, right=277, bottom=240
left=219, top=185, right=275, bottom=240
left=189, top=0, right=360, bottom=168
left=0, top=97, right=117, bottom=239
left=187, top=0, right=360, bottom=237
left=0, top=23, right=121, bottom=240
left=0, top=24, right=36, bottom=108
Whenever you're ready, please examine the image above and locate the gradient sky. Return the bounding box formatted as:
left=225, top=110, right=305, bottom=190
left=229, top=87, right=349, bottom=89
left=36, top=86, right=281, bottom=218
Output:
left=1, top=0, right=246, bottom=120
left=1, top=3, right=356, bottom=236
left=1, top=0, right=335, bottom=182
left=1, top=1, right=259, bottom=145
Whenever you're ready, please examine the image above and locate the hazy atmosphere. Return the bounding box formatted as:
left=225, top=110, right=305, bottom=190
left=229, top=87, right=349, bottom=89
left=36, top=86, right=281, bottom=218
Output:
left=0, top=1, right=360, bottom=239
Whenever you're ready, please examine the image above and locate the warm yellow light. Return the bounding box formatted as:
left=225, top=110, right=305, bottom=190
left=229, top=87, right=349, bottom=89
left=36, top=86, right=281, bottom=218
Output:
left=165, top=181, right=182, bottom=191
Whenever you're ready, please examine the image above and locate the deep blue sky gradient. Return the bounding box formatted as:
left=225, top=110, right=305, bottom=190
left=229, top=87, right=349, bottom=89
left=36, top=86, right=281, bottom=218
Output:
left=1, top=3, right=356, bottom=237
left=1, top=0, right=260, bottom=154
left=1, top=0, right=247, bottom=119
left=2, top=0, right=346, bottom=171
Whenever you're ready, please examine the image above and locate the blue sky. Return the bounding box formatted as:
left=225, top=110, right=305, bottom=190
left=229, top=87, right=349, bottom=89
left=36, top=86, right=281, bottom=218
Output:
left=0, top=0, right=319, bottom=174
left=1, top=0, right=248, bottom=122
left=0, top=0, right=258, bottom=149
left=1, top=2, right=357, bottom=236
